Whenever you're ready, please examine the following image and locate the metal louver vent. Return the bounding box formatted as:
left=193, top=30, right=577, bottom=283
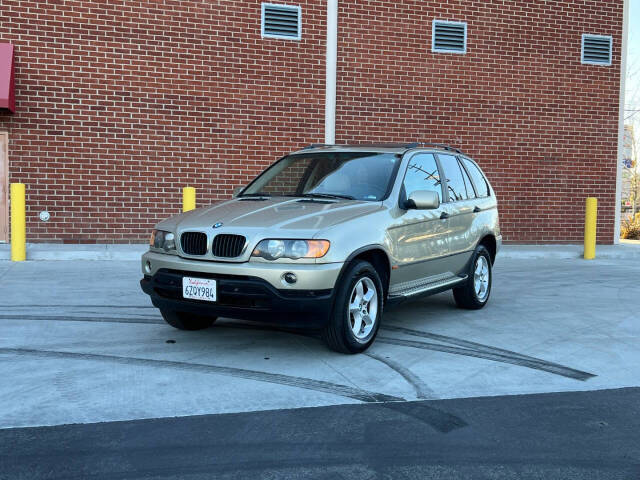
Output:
left=432, top=20, right=467, bottom=54
left=582, top=35, right=612, bottom=65
left=262, top=3, right=301, bottom=40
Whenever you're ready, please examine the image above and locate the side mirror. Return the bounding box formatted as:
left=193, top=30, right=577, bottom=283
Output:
left=232, top=186, right=244, bottom=198
left=405, top=190, right=440, bottom=210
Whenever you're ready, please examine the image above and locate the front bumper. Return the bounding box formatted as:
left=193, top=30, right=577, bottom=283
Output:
left=140, top=251, right=344, bottom=327
left=141, top=251, right=343, bottom=291
left=141, top=270, right=334, bottom=327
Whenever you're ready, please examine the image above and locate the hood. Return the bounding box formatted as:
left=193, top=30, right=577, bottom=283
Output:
left=157, top=197, right=383, bottom=237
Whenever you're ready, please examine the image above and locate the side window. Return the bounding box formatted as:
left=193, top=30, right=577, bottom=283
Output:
left=461, top=158, right=490, bottom=197
left=457, top=158, right=476, bottom=199
left=402, top=153, right=442, bottom=202
left=438, top=154, right=470, bottom=201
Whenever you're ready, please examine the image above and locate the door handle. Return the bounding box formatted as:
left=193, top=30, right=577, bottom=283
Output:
left=473, top=206, right=481, bottom=213
left=440, top=211, right=450, bottom=220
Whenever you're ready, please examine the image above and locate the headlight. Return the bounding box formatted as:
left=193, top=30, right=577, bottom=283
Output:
left=266, top=239, right=285, bottom=259
left=252, top=239, right=330, bottom=260
left=150, top=229, right=176, bottom=252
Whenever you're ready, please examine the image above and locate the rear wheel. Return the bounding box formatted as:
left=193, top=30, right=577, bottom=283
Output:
left=453, top=244, right=492, bottom=309
left=160, top=309, right=217, bottom=331
left=322, top=260, right=383, bottom=354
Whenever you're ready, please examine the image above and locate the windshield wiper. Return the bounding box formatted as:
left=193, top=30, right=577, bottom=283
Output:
left=239, top=192, right=272, bottom=198
left=300, top=193, right=356, bottom=201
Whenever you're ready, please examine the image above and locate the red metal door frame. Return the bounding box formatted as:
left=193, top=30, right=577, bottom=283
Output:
left=0, top=132, right=8, bottom=243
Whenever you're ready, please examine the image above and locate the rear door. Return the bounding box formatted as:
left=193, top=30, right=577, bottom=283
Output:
left=387, top=152, right=450, bottom=285
left=436, top=153, right=476, bottom=273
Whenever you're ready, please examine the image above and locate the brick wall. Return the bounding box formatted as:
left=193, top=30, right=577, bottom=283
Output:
left=336, top=0, right=623, bottom=244
left=0, top=0, right=624, bottom=244
left=0, top=0, right=326, bottom=242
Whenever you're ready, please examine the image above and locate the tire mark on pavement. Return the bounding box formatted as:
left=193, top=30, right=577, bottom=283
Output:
left=0, top=305, right=155, bottom=309
left=0, top=315, right=162, bottom=324
left=0, top=347, right=402, bottom=404
left=0, top=315, right=595, bottom=381
left=381, top=401, right=467, bottom=433
left=377, top=336, right=595, bottom=381
left=365, top=352, right=436, bottom=400
left=0, top=315, right=315, bottom=337
left=382, top=325, right=567, bottom=364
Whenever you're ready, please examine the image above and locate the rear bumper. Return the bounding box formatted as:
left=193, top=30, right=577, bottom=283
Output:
left=140, top=269, right=334, bottom=328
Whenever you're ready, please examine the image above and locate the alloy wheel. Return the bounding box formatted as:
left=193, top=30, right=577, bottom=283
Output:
left=474, top=255, right=490, bottom=301
left=348, top=277, right=378, bottom=340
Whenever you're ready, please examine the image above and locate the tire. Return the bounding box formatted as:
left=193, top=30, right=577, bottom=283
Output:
left=453, top=244, right=492, bottom=310
left=322, top=260, right=384, bottom=354
left=160, top=309, right=217, bottom=331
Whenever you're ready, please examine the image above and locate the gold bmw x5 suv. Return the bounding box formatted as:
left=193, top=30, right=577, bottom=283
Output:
left=140, top=143, right=501, bottom=353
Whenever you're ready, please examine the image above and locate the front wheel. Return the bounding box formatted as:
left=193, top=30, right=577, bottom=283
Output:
left=160, top=309, right=217, bottom=331
left=322, top=260, right=384, bottom=354
left=453, top=244, right=492, bottom=309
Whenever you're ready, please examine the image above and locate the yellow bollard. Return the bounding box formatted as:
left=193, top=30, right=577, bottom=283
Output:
left=10, top=183, right=26, bottom=262
left=584, top=197, right=597, bottom=260
left=183, top=187, right=196, bottom=212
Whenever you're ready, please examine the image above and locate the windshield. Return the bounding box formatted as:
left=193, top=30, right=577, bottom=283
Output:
left=241, top=152, right=401, bottom=201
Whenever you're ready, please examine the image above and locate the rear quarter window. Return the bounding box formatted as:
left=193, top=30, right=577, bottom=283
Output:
left=461, top=158, right=490, bottom=197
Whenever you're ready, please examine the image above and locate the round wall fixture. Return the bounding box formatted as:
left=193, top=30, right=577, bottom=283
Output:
left=39, top=211, right=50, bottom=222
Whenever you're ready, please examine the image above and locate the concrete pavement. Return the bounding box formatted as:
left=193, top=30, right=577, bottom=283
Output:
left=1, top=255, right=639, bottom=428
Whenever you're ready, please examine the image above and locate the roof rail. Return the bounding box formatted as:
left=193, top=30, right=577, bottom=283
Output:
left=301, top=142, right=420, bottom=150
left=300, top=142, right=463, bottom=154
left=415, top=143, right=463, bottom=154
left=301, top=143, right=335, bottom=149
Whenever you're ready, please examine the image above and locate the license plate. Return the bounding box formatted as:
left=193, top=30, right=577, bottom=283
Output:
left=183, top=277, right=217, bottom=302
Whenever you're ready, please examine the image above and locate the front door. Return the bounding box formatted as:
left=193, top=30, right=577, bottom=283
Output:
left=387, top=152, right=450, bottom=286
left=0, top=132, right=7, bottom=243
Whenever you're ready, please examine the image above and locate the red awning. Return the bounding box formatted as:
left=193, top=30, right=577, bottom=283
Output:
left=0, top=44, right=15, bottom=113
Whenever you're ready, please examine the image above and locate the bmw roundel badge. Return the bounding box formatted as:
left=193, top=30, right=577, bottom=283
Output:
left=213, top=222, right=223, bottom=228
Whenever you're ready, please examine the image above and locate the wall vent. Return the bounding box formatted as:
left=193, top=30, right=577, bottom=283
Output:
left=581, top=35, right=612, bottom=65
left=262, top=3, right=301, bottom=40
left=432, top=20, right=467, bottom=54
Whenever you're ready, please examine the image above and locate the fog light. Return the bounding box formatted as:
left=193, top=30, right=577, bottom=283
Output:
left=283, top=272, right=297, bottom=284
left=144, top=261, right=151, bottom=274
